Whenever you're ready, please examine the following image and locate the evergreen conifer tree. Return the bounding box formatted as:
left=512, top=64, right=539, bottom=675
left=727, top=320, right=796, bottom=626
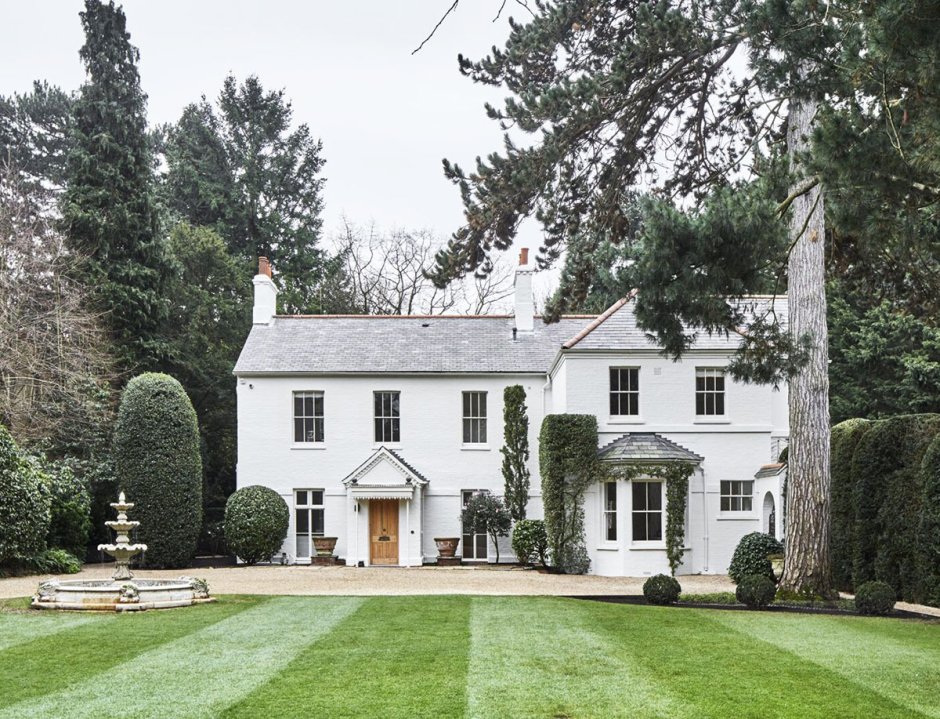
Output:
left=63, top=0, right=170, bottom=370
left=501, top=385, right=530, bottom=522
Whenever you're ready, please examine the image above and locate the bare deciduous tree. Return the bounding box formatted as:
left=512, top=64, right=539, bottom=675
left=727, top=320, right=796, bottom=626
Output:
left=337, top=220, right=513, bottom=316
left=0, top=162, right=114, bottom=454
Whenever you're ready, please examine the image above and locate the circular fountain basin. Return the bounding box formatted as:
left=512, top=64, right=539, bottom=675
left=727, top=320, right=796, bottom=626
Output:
left=32, top=577, right=214, bottom=612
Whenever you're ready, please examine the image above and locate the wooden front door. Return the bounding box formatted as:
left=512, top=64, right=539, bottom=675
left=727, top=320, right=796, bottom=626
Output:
left=369, top=499, right=399, bottom=565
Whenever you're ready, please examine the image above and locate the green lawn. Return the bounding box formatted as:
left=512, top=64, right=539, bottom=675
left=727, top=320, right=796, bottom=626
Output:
left=0, top=595, right=938, bottom=718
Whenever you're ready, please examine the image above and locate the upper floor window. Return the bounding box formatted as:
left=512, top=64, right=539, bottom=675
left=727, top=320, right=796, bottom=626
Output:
left=603, top=481, right=617, bottom=542
left=295, top=489, right=324, bottom=558
left=610, top=367, right=639, bottom=416
left=696, top=368, right=725, bottom=416
left=293, top=391, right=324, bottom=443
left=462, top=391, right=488, bottom=444
left=720, top=480, right=753, bottom=512
left=632, top=480, right=663, bottom=541
left=374, top=391, right=400, bottom=443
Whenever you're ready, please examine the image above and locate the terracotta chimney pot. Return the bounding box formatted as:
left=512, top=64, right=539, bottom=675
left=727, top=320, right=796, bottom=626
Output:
left=258, top=256, right=272, bottom=278
left=519, top=248, right=529, bottom=266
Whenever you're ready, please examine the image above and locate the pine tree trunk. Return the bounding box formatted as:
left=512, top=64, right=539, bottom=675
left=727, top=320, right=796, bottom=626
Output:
left=779, top=80, right=834, bottom=597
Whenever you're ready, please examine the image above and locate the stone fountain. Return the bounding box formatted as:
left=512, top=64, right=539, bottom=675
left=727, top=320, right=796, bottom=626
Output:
left=98, top=492, right=147, bottom=580
left=32, top=492, right=214, bottom=612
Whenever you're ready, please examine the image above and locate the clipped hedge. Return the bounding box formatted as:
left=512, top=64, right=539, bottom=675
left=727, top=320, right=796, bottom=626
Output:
left=511, top=519, right=548, bottom=566
left=643, top=574, right=681, bottom=605
left=113, top=373, right=203, bottom=568
left=918, top=434, right=940, bottom=607
left=829, top=419, right=870, bottom=591
left=539, top=414, right=599, bottom=574
left=854, top=580, right=896, bottom=616
left=736, top=574, right=777, bottom=609
left=225, top=485, right=289, bottom=564
left=0, top=425, right=51, bottom=564
left=728, top=532, right=783, bottom=584
left=849, top=414, right=940, bottom=601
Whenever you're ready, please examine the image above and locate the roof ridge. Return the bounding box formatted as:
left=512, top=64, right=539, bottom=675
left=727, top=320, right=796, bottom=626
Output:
left=562, top=290, right=637, bottom=349
left=275, top=314, right=595, bottom=320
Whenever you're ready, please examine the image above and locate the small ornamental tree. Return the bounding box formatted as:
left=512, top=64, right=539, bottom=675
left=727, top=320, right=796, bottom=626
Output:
left=113, top=373, right=202, bottom=568
left=511, top=519, right=548, bottom=566
left=539, top=414, right=599, bottom=574
left=501, top=385, right=530, bottom=522
left=224, top=485, right=290, bottom=565
left=0, top=425, right=51, bottom=564
left=461, top=493, right=511, bottom=564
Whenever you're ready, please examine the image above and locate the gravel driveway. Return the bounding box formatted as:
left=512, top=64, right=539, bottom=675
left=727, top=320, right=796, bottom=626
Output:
left=0, top=564, right=736, bottom=599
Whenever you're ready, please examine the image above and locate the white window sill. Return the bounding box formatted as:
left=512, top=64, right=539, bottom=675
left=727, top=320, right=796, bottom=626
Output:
left=291, top=444, right=326, bottom=450
left=693, top=417, right=731, bottom=424
left=629, top=542, right=666, bottom=551
left=716, top=513, right=758, bottom=521
left=596, top=542, right=619, bottom=551
left=461, top=444, right=491, bottom=451
left=608, top=417, right=645, bottom=425
left=372, top=443, right=402, bottom=450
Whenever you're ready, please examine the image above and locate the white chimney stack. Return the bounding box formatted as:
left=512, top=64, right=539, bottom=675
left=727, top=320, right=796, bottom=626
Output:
left=253, top=256, right=278, bottom=325
left=513, top=248, right=534, bottom=334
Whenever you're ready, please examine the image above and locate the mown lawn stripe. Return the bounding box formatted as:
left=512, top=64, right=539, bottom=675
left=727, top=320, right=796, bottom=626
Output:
left=0, top=595, right=265, bottom=709
left=0, top=596, right=362, bottom=719
left=575, top=600, right=925, bottom=719
left=466, top=596, right=697, bottom=719
left=710, top=611, right=940, bottom=718
left=0, top=610, right=100, bottom=652
left=222, top=595, right=471, bottom=719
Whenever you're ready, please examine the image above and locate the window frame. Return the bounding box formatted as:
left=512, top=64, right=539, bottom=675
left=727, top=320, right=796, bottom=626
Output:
left=294, top=489, right=325, bottom=560
left=461, top=391, right=488, bottom=445
left=695, top=367, right=727, bottom=418
left=461, top=490, right=489, bottom=560
left=631, top=480, right=664, bottom=543
left=609, top=367, right=640, bottom=418
left=602, top=481, right=618, bottom=543
left=373, top=390, right=401, bottom=444
left=292, top=391, right=325, bottom=444
left=720, top=480, right=754, bottom=513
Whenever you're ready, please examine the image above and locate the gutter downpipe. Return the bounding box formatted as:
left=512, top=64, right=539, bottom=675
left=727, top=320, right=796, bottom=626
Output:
left=701, top=468, right=709, bottom=573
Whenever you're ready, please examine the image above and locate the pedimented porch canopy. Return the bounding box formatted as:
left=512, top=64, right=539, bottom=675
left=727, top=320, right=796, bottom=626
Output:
left=341, top=446, right=429, bottom=500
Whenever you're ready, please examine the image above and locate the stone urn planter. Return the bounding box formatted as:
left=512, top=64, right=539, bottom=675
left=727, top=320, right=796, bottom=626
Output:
left=313, top=537, right=338, bottom=557
left=434, top=537, right=460, bottom=559
left=769, top=553, right=785, bottom=581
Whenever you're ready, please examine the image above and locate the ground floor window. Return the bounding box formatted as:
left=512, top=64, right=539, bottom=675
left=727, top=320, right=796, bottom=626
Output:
left=632, top=481, right=663, bottom=541
left=462, top=490, right=488, bottom=560
left=295, top=489, right=325, bottom=558
left=720, top=480, right=754, bottom=512
left=603, top=481, right=617, bottom=541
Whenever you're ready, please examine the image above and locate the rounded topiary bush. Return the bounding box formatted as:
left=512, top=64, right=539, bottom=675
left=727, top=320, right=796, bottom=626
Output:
left=511, top=519, right=548, bottom=566
left=735, top=574, right=777, bottom=609
left=0, top=425, right=51, bottom=564
left=643, top=574, right=681, bottom=605
left=855, top=580, right=896, bottom=616
left=113, top=373, right=202, bottom=568
left=225, top=485, right=289, bottom=565
left=729, top=532, right=784, bottom=584
left=44, top=462, right=92, bottom=558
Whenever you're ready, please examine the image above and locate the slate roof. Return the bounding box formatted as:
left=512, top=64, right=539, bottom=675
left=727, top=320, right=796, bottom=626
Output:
left=564, top=295, right=788, bottom=351
left=234, top=315, right=588, bottom=374
left=598, top=433, right=704, bottom=464
left=755, top=462, right=786, bottom=479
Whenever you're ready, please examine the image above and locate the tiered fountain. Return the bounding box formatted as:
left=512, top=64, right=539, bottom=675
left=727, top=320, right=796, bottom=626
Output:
left=32, top=493, right=214, bottom=611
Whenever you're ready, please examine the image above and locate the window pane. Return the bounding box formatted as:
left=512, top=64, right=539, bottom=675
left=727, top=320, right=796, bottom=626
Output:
left=628, top=393, right=639, bottom=416
left=462, top=533, right=473, bottom=557
left=731, top=497, right=741, bottom=512
left=303, top=395, right=314, bottom=416
left=633, top=481, right=646, bottom=511
left=475, top=534, right=488, bottom=558
left=311, top=490, right=324, bottom=505
left=391, top=419, right=400, bottom=443
left=479, top=421, right=487, bottom=444
left=610, top=368, right=619, bottom=391
left=606, top=482, right=616, bottom=510
left=296, top=491, right=308, bottom=506
left=715, top=374, right=725, bottom=391
left=314, top=395, right=324, bottom=417
left=390, top=393, right=400, bottom=416
left=296, top=509, right=309, bottom=533
left=294, top=395, right=304, bottom=416
left=463, top=420, right=472, bottom=444
left=610, top=394, right=619, bottom=416
left=647, top=483, right=662, bottom=511
left=633, top=512, right=647, bottom=541
left=479, top=393, right=487, bottom=417
left=720, top=497, right=730, bottom=512
left=294, top=418, right=304, bottom=442
left=606, top=512, right=617, bottom=541
left=742, top=497, right=753, bottom=512
left=375, top=393, right=383, bottom=416
left=296, top=535, right=310, bottom=558
left=312, top=509, right=325, bottom=535
left=374, top=418, right=383, bottom=442
left=463, top=392, right=471, bottom=417
left=715, top=393, right=724, bottom=415
left=647, top=512, right=663, bottom=541
left=696, top=375, right=705, bottom=392
left=314, top=418, right=324, bottom=442
left=696, top=394, right=705, bottom=415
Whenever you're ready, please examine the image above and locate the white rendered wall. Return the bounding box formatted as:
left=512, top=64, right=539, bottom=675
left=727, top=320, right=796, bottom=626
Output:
left=236, top=372, right=545, bottom=564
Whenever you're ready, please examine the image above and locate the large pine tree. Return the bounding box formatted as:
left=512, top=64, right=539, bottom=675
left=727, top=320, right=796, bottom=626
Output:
left=426, top=1, right=934, bottom=595
left=62, top=0, right=170, bottom=371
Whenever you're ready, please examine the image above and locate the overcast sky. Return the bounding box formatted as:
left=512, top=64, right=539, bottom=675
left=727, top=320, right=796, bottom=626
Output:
left=1, top=1, right=552, bottom=293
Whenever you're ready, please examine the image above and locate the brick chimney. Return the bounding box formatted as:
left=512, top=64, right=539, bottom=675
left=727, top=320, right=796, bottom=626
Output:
left=253, top=256, right=278, bottom=324
left=513, top=248, right=534, bottom=334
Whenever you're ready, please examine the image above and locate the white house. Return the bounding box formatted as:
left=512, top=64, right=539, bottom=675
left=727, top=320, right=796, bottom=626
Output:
left=234, top=253, right=788, bottom=576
